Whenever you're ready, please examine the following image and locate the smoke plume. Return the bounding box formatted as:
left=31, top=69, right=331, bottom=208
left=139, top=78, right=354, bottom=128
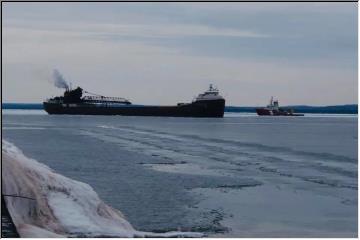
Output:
left=53, top=69, right=69, bottom=89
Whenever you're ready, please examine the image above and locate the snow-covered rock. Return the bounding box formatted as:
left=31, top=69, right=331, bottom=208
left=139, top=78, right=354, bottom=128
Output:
left=2, top=140, right=202, bottom=238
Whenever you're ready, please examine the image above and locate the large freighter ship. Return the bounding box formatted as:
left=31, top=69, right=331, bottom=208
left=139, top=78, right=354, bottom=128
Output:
left=43, top=85, right=225, bottom=118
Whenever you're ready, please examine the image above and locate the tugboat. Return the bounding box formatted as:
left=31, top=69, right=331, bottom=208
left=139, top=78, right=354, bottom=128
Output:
left=256, top=97, right=304, bottom=116
left=43, top=84, right=225, bottom=118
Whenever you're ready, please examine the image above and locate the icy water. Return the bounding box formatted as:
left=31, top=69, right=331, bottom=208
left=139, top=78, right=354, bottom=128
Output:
left=2, top=110, right=358, bottom=237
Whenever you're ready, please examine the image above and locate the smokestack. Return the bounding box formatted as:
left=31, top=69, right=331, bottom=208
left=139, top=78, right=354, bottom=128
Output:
left=53, top=69, right=69, bottom=91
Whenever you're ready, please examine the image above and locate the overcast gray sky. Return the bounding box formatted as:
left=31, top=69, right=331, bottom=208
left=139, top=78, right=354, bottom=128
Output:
left=2, top=2, right=358, bottom=106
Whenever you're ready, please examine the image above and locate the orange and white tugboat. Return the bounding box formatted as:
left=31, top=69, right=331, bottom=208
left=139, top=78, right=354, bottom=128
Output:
left=256, top=97, right=304, bottom=116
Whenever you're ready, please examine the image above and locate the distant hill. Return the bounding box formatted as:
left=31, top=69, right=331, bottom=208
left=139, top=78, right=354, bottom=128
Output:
left=2, top=103, right=358, bottom=114
left=3, top=103, right=43, bottom=110
left=226, top=105, right=358, bottom=114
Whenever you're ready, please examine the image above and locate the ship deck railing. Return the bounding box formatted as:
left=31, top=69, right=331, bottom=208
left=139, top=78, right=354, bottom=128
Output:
left=83, top=96, right=130, bottom=102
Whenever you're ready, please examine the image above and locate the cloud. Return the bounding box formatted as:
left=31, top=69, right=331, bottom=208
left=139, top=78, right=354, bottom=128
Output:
left=4, top=19, right=270, bottom=40
left=2, top=3, right=357, bottom=105
left=3, top=24, right=356, bottom=105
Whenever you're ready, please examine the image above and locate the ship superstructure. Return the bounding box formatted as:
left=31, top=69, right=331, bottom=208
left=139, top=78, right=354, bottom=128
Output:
left=194, top=84, right=223, bottom=101
left=46, top=87, right=131, bottom=105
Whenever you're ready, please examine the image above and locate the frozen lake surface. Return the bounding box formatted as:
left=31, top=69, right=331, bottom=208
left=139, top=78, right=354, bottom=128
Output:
left=2, top=110, right=358, bottom=237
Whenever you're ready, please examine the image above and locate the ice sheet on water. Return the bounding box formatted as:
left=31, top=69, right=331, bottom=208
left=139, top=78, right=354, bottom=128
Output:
left=2, top=127, right=47, bottom=130
left=84, top=125, right=357, bottom=190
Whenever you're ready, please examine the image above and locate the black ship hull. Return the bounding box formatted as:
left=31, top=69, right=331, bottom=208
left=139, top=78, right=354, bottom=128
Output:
left=43, top=99, right=225, bottom=118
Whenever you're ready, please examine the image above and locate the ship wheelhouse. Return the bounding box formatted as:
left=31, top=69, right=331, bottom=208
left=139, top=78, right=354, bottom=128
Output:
left=194, top=84, right=224, bottom=102
left=266, top=96, right=279, bottom=110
